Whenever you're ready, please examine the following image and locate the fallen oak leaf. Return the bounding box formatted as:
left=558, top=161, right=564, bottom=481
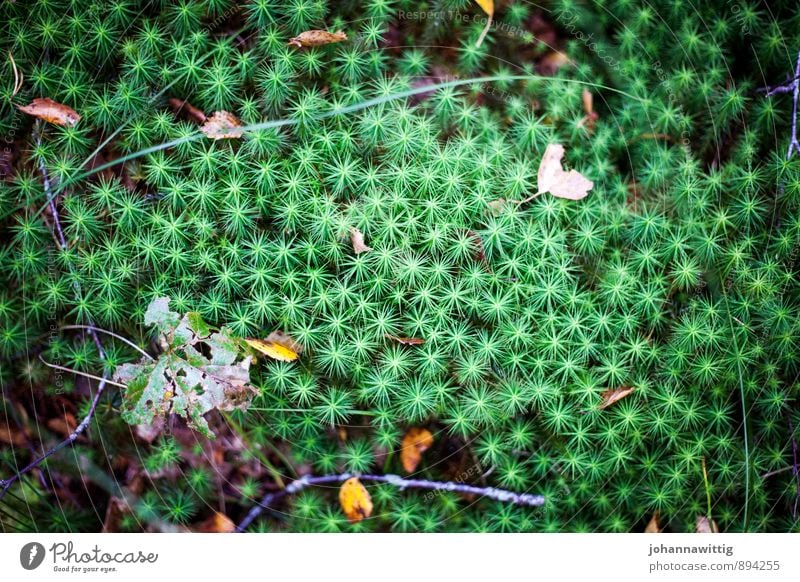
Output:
left=385, top=334, right=425, bottom=346
left=349, top=227, right=372, bottom=254
left=516, top=143, right=593, bottom=205
left=199, top=110, right=244, bottom=139
left=17, top=97, right=81, bottom=126
left=474, top=0, right=493, bottom=48
left=168, top=98, right=207, bottom=124
left=113, top=297, right=257, bottom=438
left=339, top=477, right=373, bottom=523
left=245, top=331, right=302, bottom=362
left=288, top=30, right=347, bottom=48
left=400, top=427, right=434, bottom=473
left=598, top=386, right=634, bottom=410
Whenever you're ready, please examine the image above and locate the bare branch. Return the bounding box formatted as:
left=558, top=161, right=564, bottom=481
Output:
left=236, top=473, right=545, bottom=532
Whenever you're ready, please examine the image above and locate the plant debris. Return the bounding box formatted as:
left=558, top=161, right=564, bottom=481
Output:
left=288, top=30, right=347, bottom=48
left=113, top=298, right=256, bottom=438
left=17, top=97, right=81, bottom=126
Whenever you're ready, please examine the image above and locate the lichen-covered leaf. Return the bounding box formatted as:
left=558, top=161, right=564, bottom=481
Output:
left=114, top=297, right=255, bottom=438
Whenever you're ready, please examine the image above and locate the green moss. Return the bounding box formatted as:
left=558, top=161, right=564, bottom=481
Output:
left=1, top=0, right=800, bottom=533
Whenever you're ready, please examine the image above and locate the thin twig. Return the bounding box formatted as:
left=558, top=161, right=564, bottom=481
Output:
left=38, top=355, right=126, bottom=388
left=514, top=191, right=544, bottom=206
left=236, top=473, right=545, bottom=532
left=60, top=325, right=153, bottom=360
left=0, top=377, right=108, bottom=500
left=0, top=127, right=110, bottom=502
left=789, top=49, right=800, bottom=159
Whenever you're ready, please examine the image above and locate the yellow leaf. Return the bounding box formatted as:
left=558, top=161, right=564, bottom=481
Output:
left=473, top=0, right=494, bottom=48
left=599, top=386, right=634, bottom=410
left=245, top=338, right=299, bottom=362
left=400, top=427, right=434, bottom=473
left=349, top=227, right=372, bottom=254
left=474, top=0, right=493, bottom=16
left=288, top=30, right=347, bottom=48
left=645, top=511, right=661, bottom=533
left=17, top=97, right=81, bottom=126
left=199, top=110, right=244, bottom=139
left=339, top=477, right=373, bottom=523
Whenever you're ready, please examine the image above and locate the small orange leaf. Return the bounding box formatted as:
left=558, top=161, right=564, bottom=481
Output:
left=349, top=227, right=372, bottom=254
left=199, top=110, right=244, bottom=139
left=645, top=511, right=661, bottom=533
left=17, top=97, right=81, bottom=126
left=400, top=427, right=434, bottom=473
left=598, top=386, right=634, bottom=410
left=246, top=331, right=301, bottom=362
left=339, top=477, right=373, bottom=523
left=385, top=334, right=425, bottom=346
left=288, top=30, right=347, bottom=48
left=192, top=511, right=236, bottom=533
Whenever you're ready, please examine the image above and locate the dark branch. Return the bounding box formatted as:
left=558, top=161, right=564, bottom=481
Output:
left=236, top=473, right=546, bottom=532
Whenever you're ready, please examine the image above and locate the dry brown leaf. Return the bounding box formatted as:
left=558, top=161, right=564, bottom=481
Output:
left=696, top=515, right=719, bottom=533
left=400, top=427, right=434, bottom=473
left=385, top=334, right=425, bottom=346
left=349, top=227, right=372, bottom=254
left=645, top=511, right=661, bottom=533
left=474, top=0, right=494, bottom=48
left=598, top=386, right=634, bottom=410
left=288, top=30, right=347, bottom=48
left=192, top=511, right=236, bottom=533
left=168, top=98, right=207, bottom=124
left=199, top=110, right=244, bottom=139
left=17, top=97, right=81, bottom=126
left=339, top=477, right=373, bottom=523
left=536, top=143, right=593, bottom=201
